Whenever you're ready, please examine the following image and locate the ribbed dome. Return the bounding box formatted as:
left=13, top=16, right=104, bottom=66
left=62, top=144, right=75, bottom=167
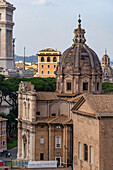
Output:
left=56, top=16, right=102, bottom=95
left=60, top=44, right=102, bottom=74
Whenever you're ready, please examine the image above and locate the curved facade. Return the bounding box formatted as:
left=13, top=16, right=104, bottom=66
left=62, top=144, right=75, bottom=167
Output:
left=56, top=17, right=102, bottom=95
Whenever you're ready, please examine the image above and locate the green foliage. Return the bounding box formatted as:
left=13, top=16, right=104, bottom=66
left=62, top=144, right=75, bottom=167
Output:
left=0, top=75, right=56, bottom=111
left=7, top=138, right=18, bottom=150
left=0, top=74, right=5, bottom=82
left=102, top=82, right=113, bottom=92
left=3, top=76, right=56, bottom=92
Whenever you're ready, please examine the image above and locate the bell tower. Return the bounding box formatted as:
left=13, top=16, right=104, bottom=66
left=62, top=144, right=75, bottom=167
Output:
left=0, top=0, right=16, bottom=69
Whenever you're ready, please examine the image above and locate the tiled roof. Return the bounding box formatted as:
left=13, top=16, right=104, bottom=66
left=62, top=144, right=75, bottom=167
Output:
left=36, top=92, right=59, bottom=101
left=36, top=91, right=80, bottom=101
left=37, top=115, right=73, bottom=125
left=0, top=117, right=7, bottom=121
left=84, top=93, right=113, bottom=114
left=39, top=48, right=60, bottom=52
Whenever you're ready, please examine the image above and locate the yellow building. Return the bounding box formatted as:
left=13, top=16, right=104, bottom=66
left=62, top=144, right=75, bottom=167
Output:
left=37, top=48, right=61, bottom=78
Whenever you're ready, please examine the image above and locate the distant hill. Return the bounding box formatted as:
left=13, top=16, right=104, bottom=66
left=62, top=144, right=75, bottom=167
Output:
left=15, top=55, right=38, bottom=63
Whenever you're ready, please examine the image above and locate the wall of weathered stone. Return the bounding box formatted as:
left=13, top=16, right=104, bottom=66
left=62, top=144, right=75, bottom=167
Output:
left=73, top=113, right=99, bottom=170
left=99, top=118, right=113, bottom=170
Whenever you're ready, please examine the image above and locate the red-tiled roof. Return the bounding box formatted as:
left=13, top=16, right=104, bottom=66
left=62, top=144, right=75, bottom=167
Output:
left=0, top=117, right=7, bottom=121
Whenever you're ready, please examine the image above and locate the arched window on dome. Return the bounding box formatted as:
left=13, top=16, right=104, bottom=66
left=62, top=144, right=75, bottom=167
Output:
left=53, top=57, right=57, bottom=62
left=41, top=57, right=44, bottom=62
left=47, top=57, right=50, bottom=62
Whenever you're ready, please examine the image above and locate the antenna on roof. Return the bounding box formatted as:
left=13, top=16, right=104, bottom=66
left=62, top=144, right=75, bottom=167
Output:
left=24, top=47, right=26, bottom=70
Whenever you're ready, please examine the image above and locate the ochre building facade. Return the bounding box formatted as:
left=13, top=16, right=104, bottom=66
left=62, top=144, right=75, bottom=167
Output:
left=37, top=48, right=61, bottom=78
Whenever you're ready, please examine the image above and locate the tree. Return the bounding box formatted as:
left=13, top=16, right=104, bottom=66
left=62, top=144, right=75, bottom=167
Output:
left=102, top=82, right=113, bottom=92
left=0, top=75, right=56, bottom=111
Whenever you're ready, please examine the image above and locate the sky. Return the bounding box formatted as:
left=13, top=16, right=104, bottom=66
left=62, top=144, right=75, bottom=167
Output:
left=9, top=0, right=113, bottom=60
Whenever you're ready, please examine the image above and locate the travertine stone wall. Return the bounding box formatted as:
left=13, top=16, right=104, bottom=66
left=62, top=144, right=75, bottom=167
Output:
left=99, top=118, right=113, bottom=170
left=73, top=113, right=99, bottom=170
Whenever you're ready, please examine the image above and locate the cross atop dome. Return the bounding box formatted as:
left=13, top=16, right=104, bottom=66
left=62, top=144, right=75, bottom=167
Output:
left=105, top=48, right=107, bottom=55
left=78, top=14, right=81, bottom=28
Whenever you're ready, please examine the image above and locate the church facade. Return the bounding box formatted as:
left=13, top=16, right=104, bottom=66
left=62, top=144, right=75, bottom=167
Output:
left=17, top=17, right=113, bottom=170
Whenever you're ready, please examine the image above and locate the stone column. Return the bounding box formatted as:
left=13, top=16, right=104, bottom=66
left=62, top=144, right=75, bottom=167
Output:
left=18, top=93, right=22, bottom=118
left=75, top=76, right=79, bottom=94
left=49, top=125, right=52, bottom=160
left=30, top=131, right=36, bottom=161
left=17, top=124, right=22, bottom=159
left=29, top=93, right=36, bottom=122
left=63, top=125, right=68, bottom=166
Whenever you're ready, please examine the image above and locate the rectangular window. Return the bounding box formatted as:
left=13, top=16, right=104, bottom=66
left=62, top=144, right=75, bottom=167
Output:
left=2, top=122, right=5, bottom=126
left=83, top=83, right=88, bottom=91
left=40, top=153, right=44, bottom=160
left=48, top=71, right=50, bottom=74
left=78, top=142, right=82, bottom=160
left=36, top=112, right=40, bottom=117
left=42, top=71, right=44, bottom=74
left=41, top=125, right=44, bottom=128
left=84, top=144, right=88, bottom=162
left=56, top=136, right=61, bottom=148
left=56, top=126, right=61, bottom=129
left=54, top=65, right=56, bottom=68
left=97, top=82, right=99, bottom=91
left=0, top=13, right=1, bottom=20
left=42, top=65, right=44, bottom=68
left=56, top=152, right=61, bottom=156
left=40, top=137, right=44, bottom=144
left=48, top=65, right=50, bottom=68
left=52, top=113, right=56, bottom=116
left=90, top=146, right=94, bottom=164
left=67, top=82, right=71, bottom=91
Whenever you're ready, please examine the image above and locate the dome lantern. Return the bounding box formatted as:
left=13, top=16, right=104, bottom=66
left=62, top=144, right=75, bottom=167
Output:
left=73, top=15, right=86, bottom=44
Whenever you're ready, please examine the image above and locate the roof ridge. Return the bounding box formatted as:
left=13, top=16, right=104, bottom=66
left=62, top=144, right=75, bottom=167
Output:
left=83, top=94, right=96, bottom=113
left=48, top=115, right=62, bottom=124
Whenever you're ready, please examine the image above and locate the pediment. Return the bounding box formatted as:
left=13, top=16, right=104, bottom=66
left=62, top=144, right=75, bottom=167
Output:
left=64, top=74, right=73, bottom=79
left=72, top=96, right=95, bottom=115
left=80, top=75, right=91, bottom=79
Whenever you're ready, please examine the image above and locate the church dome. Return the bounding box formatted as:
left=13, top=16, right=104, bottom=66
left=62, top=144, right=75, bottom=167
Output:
left=59, top=17, right=101, bottom=75
left=56, top=16, right=102, bottom=95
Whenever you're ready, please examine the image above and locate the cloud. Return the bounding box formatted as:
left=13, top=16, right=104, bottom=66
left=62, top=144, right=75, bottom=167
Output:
left=31, top=0, right=51, bottom=6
